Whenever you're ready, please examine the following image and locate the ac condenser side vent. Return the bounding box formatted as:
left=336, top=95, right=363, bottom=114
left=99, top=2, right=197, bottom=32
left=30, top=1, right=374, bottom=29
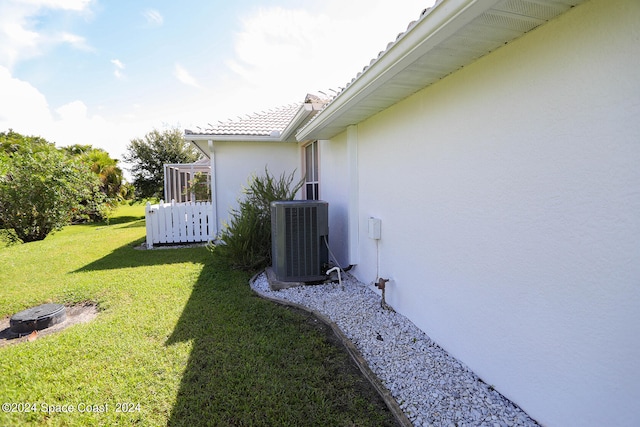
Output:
left=271, top=200, right=329, bottom=282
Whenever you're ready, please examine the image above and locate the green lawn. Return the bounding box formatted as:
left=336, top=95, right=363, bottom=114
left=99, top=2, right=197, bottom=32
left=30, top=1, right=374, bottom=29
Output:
left=0, top=204, right=396, bottom=426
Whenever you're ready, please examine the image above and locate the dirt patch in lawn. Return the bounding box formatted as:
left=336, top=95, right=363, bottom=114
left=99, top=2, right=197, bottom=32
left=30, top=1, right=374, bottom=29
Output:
left=0, top=302, right=99, bottom=347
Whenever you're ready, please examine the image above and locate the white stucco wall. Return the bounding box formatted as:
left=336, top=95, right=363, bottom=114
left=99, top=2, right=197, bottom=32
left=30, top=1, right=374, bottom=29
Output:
left=320, top=0, right=640, bottom=425
left=212, top=141, right=300, bottom=233
left=318, top=135, right=350, bottom=266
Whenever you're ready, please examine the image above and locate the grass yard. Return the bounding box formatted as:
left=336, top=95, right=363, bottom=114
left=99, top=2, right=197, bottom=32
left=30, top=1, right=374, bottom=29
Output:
left=0, top=204, right=397, bottom=426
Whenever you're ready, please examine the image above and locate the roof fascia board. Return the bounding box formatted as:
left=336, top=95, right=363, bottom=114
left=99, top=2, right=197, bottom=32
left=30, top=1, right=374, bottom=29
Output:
left=164, top=162, right=210, bottom=168
left=296, top=0, right=503, bottom=141
left=186, top=134, right=285, bottom=143
left=280, top=103, right=314, bottom=141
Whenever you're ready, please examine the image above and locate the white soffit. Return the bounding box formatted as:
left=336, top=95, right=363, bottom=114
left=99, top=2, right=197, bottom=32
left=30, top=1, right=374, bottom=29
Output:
left=296, top=0, right=588, bottom=141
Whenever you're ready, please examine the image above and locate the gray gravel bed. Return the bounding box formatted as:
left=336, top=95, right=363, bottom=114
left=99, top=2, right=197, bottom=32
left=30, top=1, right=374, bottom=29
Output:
left=251, top=272, right=539, bottom=427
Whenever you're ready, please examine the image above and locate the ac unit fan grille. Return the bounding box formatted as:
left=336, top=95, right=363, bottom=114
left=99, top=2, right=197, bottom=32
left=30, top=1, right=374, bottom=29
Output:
left=271, top=200, right=328, bottom=282
left=285, top=206, right=319, bottom=278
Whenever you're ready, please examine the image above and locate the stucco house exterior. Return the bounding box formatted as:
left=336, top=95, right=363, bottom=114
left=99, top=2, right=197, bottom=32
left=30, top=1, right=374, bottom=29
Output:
left=185, top=0, right=640, bottom=425
left=186, top=94, right=326, bottom=233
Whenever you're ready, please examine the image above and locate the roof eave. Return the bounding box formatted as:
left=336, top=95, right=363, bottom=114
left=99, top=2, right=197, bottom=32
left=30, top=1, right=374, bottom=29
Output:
left=279, top=103, right=315, bottom=142
left=186, top=133, right=285, bottom=158
left=190, top=140, right=210, bottom=159
left=296, top=0, right=504, bottom=141
left=185, top=133, right=284, bottom=143
left=295, top=0, right=585, bottom=141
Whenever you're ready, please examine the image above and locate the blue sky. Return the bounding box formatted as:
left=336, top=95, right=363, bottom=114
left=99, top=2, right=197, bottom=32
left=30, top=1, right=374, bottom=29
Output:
left=0, top=0, right=434, bottom=169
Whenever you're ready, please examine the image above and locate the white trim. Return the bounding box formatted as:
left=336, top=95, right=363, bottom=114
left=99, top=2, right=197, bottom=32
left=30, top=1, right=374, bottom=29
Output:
left=187, top=134, right=283, bottom=143
left=208, top=139, right=219, bottom=237
left=280, top=103, right=315, bottom=141
left=303, top=141, right=320, bottom=200
left=280, top=104, right=313, bottom=141
left=347, top=125, right=359, bottom=264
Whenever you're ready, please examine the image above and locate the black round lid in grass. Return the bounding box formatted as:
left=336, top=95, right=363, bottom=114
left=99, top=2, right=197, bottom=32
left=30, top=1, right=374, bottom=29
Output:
left=9, top=303, right=67, bottom=334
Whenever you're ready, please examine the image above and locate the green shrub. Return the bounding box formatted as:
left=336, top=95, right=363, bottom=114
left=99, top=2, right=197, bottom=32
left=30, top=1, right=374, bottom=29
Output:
left=0, top=131, right=115, bottom=241
left=212, top=168, right=303, bottom=270
left=0, top=149, right=105, bottom=242
left=0, top=228, right=20, bottom=247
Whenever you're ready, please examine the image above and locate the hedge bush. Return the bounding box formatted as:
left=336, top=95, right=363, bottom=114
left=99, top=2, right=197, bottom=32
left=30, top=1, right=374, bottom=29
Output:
left=212, top=168, right=303, bottom=270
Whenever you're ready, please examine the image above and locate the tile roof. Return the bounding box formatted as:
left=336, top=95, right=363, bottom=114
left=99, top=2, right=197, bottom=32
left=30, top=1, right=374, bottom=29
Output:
left=186, top=103, right=302, bottom=137
left=185, top=93, right=333, bottom=139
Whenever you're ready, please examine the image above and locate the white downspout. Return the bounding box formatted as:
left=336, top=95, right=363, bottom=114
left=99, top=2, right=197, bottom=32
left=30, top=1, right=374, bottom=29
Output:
left=347, top=125, right=359, bottom=265
left=163, top=164, right=169, bottom=202
left=189, top=163, right=196, bottom=202
left=208, top=139, right=219, bottom=238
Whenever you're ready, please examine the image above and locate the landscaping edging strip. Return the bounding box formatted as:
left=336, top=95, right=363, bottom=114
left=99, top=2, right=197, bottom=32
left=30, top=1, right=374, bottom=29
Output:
left=249, top=272, right=412, bottom=427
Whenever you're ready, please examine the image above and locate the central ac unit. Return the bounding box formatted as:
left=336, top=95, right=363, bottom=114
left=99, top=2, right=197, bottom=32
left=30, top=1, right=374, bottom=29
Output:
left=271, top=200, right=329, bottom=282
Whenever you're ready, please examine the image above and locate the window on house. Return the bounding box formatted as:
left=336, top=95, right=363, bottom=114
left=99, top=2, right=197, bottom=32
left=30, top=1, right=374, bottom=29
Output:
left=304, top=141, right=319, bottom=200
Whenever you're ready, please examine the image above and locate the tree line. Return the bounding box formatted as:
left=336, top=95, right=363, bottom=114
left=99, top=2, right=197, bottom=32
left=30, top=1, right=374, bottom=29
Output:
left=0, top=128, right=201, bottom=243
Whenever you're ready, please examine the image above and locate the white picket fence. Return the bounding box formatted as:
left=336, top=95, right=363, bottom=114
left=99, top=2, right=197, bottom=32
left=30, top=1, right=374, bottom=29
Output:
left=145, top=200, right=214, bottom=248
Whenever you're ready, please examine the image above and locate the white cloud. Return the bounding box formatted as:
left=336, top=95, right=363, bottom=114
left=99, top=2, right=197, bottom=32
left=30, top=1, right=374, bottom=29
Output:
left=0, top=0, right=93, bottom=68
left=224, top=0, right=434, bottom=106
left=174, top=64, right=201, bottom=88
left=0, top=0, right=439, bottom=167
left=0, top=65, right=203, bottom=168
left=225, top=8, right=325, bottom=91
left=0, top=7, right=42, bottom=67
left=58, top=32, right=93, bottom=51
left=143, top=9, right=164, bottom=27
left=111, top=59, right=125, bottom=79
left=55, top=100, right=88, bottom=121
left=19, top=0, right=91, bottom=12
left=111, top=59, right=124, bottom=69
left=0, top=66, right=140, bottom=165
left=0, top=65, right=53, bottom=127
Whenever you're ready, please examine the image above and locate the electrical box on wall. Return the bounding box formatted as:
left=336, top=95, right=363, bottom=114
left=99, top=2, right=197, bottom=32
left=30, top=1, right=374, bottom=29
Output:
left=368, top=217, right=381, bottom=240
